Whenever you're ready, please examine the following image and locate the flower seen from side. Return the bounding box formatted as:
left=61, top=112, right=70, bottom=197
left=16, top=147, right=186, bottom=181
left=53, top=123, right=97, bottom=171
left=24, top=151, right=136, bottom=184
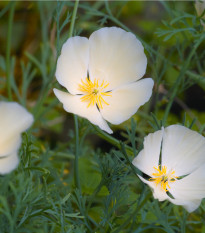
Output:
left=132, top=125, right=205, bottom=213
left=0, top=101, right=34, bottom=174
left=54, top=27, right=154, bottom=134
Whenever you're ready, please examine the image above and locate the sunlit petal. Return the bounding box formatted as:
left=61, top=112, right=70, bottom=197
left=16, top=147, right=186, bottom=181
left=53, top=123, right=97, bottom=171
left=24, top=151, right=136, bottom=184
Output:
left=56, top=36, right=89, bottom=95
left=54, top=88, right=113, bottom=134
left=100, top=78, right=153, bottom=125
left=162, top=125, right=205, bottom=176
left=89, top=27, right=147, bottom=90
left=132, top=128, right=163, bottom=177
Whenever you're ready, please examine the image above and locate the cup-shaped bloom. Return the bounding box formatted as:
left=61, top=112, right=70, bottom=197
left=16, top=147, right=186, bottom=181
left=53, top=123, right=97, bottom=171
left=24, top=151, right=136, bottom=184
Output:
left=0, top=101, right=34, bottom=174
left=54, top=27, right=154, bottom=133
left=132, top=125, right=205, bottom=212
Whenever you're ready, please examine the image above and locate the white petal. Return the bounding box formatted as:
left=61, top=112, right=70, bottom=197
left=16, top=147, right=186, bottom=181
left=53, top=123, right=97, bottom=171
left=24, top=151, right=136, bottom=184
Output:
left=89, top=27, right=147, bottom=90
left=138, top=175, right=201, bottom=212
left=0, top=102, right=34, bottom=156
left=0, top=136, right=21, bottom=158
left=162, top=125, right=205, bottom=176
left=132, top=128, right=163, bottom=177
left=138, top=175, right=168, bottom=201
left=53, top=88, right=113, bottom=134
left=56, top=36, right=89, bottom=95
left=169, top=198, right=201, bottom=213
left=169, top=164, right=205, bottom=205
left=100, top=78, right=153, bottom=125
left=0, top=152, right=19, bottom=174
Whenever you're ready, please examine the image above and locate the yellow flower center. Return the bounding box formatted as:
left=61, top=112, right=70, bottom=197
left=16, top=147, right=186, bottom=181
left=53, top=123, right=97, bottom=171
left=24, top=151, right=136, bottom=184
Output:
left=78, top=78, right=111, bottom=109
left=149, top=165, right=178, bottom=192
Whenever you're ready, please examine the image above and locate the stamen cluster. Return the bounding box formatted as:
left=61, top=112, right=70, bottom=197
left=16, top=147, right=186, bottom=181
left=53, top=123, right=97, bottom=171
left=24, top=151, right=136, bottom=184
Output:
left=150, top=165, right=178, bottom=192
left=78, top=78, right=111, bottom=109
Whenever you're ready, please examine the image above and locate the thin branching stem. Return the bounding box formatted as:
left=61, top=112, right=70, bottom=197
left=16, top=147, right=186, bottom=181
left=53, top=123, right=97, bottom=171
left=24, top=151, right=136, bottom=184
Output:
left=74, top=115, right=81, bottom=191
left=93, top=125, right=133, bottom=155
left=68, top=0, right=79, bottom=38
left=68, top=0, right=81, bottom=191
left=6, top=2, right=15, bottom=101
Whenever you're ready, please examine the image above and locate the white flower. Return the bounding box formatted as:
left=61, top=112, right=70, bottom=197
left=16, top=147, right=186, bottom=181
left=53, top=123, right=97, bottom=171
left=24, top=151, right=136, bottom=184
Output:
left=54, top=27, right=154, bottom=134
left=132, top=125, right=205, bottom=213
left=195, top=0, right=205, bottom=27
left=0, top=101, right=34, bottom=174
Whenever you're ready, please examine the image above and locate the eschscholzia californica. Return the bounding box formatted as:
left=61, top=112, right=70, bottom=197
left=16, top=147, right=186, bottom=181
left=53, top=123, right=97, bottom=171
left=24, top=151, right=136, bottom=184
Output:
left=0, top=101, right=33, bottom=174
left=132, top=125, right=205, bottom=213
left=54, top=27, right=154, bottom=134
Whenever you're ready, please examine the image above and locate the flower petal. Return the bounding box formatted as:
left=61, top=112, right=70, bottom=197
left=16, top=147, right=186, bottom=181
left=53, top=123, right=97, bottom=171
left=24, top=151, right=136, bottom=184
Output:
left=139, top=175, right=201, bottom=212
left=53, top=88, right=113, bottom=134
left=89, top=27, right=147, bottom=90
left=56, top=36, right=89, bottom=95
left=0, top=102, right=33, bottom=156
left=132, top=128, right=163, bottom=177
left=100, top=78, right=154, bottom=125
left=169, top=198, right=201, bottom=213
left=0, top=152, right=19, bottom=174
left=138, top=175, right=168, bottom=201
left=162, top=125, right=205, bottom=176
left=168, top=164, right=205, bottom=212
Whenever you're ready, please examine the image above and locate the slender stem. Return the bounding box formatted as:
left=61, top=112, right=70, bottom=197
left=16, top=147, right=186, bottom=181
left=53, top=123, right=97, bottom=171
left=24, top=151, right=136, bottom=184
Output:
left=93, top=125, right=133, bottom=155
left=74, top=115, right=81, bottom=191
left=56, top=1, right=61, bottom=57
left=68, top=0, right=80, bottom=191
left=186, top=70, right=205, bottom=90
left=6, top=2, right=15, bottom=101
left=68, top=0, right=79, bottom=38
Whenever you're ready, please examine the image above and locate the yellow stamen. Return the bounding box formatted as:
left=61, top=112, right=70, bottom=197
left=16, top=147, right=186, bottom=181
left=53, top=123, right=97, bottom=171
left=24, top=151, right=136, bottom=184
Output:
left=149, top=165, right=178, bottom=192
left=78, top=77, right=111, bottom=109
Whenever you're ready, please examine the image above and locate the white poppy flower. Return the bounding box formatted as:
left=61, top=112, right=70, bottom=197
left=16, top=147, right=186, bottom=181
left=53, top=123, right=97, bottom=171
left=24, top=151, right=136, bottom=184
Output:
left=132, top=125, right=205, bottom=212
left=0, top=101, right=34, bottom=174
left=54, top=27, right=154, bottom=134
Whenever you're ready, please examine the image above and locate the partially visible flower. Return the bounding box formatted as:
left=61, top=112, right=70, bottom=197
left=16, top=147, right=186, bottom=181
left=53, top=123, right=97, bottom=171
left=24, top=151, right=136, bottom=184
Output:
left=195, top=0, right=205, bottom=27
left=132, top=125, right=205, bottom=213
left=0, top=101, right=33, bottom=174
left=54, top=27, right=154, bottom=134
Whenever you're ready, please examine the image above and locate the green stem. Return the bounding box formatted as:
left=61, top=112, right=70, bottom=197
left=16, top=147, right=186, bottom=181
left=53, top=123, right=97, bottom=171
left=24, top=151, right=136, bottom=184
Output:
left=74, top=115, right=81, bottom=191
left=68, top=0, right=80, bottom=191
left=93, top=125, right=133, bottom=155
left=162, top=33, right=205, bottom=125
left=68, top=0, right=79, bottom=38
left=186, top=70, right=205, bottom=90
left=6, top=2, right=15, bottom=101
